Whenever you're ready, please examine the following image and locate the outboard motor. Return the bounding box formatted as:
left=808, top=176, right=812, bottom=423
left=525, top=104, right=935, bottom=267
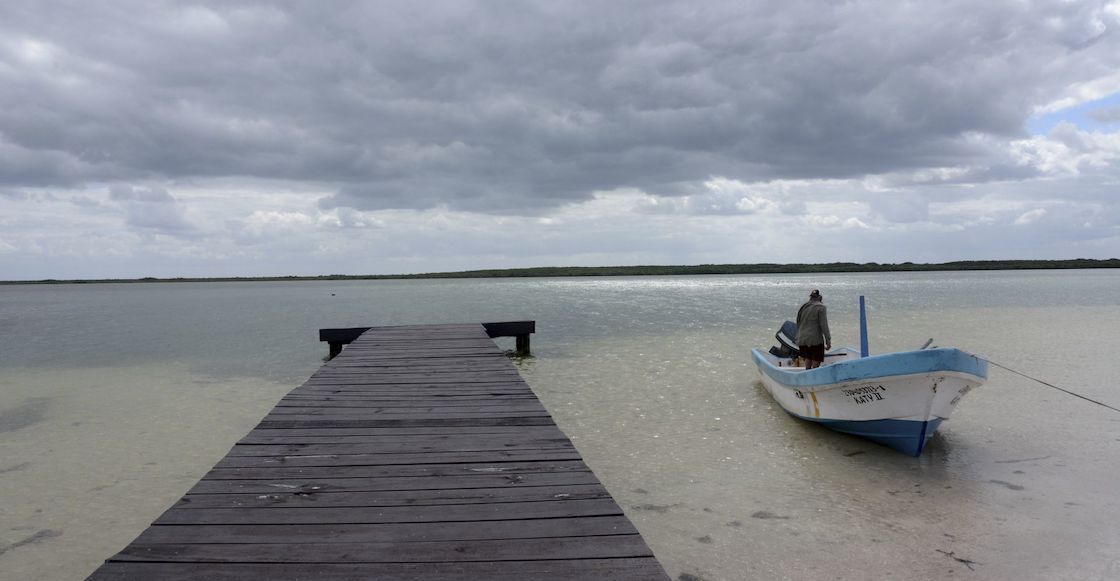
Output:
left=769, top=320, right=800, bottom=358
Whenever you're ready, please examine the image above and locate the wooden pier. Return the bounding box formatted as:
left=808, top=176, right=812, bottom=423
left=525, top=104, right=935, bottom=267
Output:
left=87, top=322, right=669, bottom=580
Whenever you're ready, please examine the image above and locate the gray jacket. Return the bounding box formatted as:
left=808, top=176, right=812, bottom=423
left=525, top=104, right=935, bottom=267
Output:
left=795, top=301, right=831, bottom=346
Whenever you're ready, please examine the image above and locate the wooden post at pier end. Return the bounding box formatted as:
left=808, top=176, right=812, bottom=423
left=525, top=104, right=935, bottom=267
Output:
left=320, top=320, right=535, bottom=359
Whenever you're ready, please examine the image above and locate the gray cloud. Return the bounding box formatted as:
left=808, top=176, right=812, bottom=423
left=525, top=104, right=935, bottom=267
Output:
left=868, top=195, right=930, bottom=224
left=2, top=1, right=1119, bottom=215
left=109, top=185, right=196, bottom=235
left=1088, top=105, right=1120, bottom=124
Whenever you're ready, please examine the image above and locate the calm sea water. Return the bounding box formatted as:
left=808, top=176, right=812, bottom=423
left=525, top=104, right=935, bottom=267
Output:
left=2, top=271, right=1119, bottom=580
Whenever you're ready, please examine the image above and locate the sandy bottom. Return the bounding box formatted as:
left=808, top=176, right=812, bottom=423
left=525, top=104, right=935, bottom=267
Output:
left=0, top=365, right=293, bottom=580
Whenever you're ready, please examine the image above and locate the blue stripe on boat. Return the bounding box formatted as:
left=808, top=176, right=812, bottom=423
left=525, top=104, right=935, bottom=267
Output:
left=751, top=347, right=987, bottom=388
left=795, top=415, right=944, bottom=456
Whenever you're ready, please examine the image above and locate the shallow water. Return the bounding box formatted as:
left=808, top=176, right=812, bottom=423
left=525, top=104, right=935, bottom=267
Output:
left=2, top=271, right=1119, bottom=580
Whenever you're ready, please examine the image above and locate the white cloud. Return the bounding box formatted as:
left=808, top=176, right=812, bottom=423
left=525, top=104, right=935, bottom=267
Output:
left=166, top=5, right=231, bottom=37
left=633, top=177, right=796, bottom=216
left=12, top=38, right=57, bottom=66
left=245, top=210, right=314, bottom=228
left=324, top=207, right=384, bottom=229
left=238, top=210, right=315, bottom=240
left=1015, top=208, right=1048, bottom=225
left=799, top=213, right=869, bottom=230
left=1011, top=122, right=1120, bottom=175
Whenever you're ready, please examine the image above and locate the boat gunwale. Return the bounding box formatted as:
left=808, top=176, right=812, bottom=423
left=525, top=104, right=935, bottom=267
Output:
left=751, top=347, right=988, bottom=390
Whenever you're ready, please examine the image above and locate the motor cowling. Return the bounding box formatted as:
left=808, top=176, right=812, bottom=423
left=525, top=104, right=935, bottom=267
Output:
left=769, top=320, right=800, bottom=358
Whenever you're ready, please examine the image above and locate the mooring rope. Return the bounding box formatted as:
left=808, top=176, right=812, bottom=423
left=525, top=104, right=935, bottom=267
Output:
left=985, top=359, right=1120, bottom=414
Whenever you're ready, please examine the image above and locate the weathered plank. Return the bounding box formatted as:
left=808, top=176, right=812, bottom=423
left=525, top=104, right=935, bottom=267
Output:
left=239, top=425, right=566, bottom=438
left=113, top=535, right=652, bottom=562
left=213, top=449, right=585, bottom=469
left=154, top=498, right=627, bottom=525
left=173, top=484, right=611, bottom=509
left=275, top=397, right=542, bottom=407
left=204, top=459, right=591, bottom=480
left=88, top=558, right=668, bottom=581
left=132, top=516, right=636, bottom=544
left=254, top=418, right=558, bottom=429
left=225, top=436, right=573, bottom=455
left=265, top=402, right=550, bottom=414
left=185, top=472, right=603, bottom=495
left=236, top=430, right=568, bottom=445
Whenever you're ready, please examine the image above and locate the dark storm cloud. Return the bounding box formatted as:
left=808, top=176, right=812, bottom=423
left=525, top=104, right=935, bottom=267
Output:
left=1, top=0, right=1118, bottom=213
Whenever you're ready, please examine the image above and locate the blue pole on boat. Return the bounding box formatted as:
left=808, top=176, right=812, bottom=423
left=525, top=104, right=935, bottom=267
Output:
left=859, top=295, right=869, bottom=358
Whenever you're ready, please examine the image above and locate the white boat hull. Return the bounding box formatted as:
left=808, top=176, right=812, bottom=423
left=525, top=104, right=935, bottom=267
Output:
left=751, top=347, right=987, bottom=455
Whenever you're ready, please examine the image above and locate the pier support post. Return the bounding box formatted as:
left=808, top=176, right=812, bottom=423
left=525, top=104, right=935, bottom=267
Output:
left=328, top=342, right=343, bottom=360
left=515, top=334, right=531, bottom=357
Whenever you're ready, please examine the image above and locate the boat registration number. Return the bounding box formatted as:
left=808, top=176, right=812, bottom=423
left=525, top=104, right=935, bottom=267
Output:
left=841, top=384, right=887, bottom=405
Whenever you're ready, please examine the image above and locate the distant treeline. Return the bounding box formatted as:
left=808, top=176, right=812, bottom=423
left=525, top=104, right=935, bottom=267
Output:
left=404, top=259, right=1120, bottom=278
left=3, top=258, right=1118, bottom=285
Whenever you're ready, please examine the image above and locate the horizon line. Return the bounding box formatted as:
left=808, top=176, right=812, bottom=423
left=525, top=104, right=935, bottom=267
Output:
left=3, top=258, right=1118, bottom=285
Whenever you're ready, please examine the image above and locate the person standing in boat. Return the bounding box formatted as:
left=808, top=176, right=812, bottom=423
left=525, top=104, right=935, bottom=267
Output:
left=796, top=289, right=831, bottom=369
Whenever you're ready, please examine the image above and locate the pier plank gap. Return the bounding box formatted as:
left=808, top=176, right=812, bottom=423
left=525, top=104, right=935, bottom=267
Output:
left=86, top=322, right=670, bottom=581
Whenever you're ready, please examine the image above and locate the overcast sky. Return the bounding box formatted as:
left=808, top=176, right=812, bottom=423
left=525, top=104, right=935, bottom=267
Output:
left=2, top=1, right=1119, bottom=279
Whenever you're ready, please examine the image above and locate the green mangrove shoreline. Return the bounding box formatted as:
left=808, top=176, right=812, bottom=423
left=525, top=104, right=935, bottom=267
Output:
left=2, top=259, right=1118, bottom=285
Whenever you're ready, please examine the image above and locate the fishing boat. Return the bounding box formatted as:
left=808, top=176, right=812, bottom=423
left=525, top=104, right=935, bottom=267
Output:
left=751, top=300, right=988, bottom=456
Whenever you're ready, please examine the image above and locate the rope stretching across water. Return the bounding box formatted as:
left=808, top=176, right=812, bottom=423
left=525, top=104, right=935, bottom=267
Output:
left=985, top=359, right=1120, bottom=414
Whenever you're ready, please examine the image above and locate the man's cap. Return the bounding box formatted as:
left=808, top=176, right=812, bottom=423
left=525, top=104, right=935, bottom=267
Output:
left=810, top=289, right=822, bottom=299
